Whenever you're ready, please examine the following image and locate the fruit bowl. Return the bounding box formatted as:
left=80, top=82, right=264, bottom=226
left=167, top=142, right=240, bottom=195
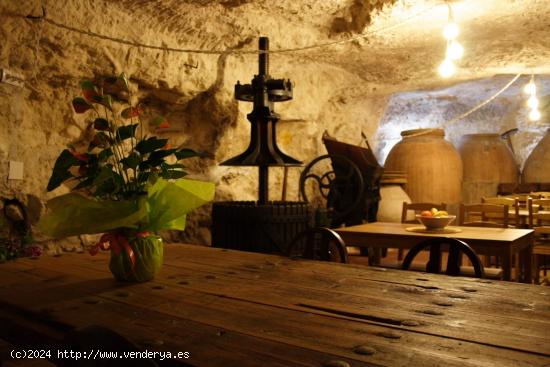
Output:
left=416, top=214, right=456, bottom=230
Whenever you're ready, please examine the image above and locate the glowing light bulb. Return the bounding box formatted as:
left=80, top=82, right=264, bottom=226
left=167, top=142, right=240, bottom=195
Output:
left=438, top=59, right=455, bottom=78
left=527, top=95, right=539, bottom=109
left=443, top=22, right=459, bottom=40
left=446, top=41, right=464, bottom=60
left=523, top=82, right=536, bottom=95
left=529, top=109, right=541, bottom=121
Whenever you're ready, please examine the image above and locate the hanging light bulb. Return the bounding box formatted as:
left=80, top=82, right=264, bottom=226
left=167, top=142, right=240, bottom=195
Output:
left=443, top=22, right=459, bottom=40
left=529, top=109, right=541, bottom=121
left=438, top=59, right=455, bottom=78
left=527, top=95, right=539, bottom=109
left=446, top=41, right=464, bottom=60
left=523, top=81, right=536, bottom=95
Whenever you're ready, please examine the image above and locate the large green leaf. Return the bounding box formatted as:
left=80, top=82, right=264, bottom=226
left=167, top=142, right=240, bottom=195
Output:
left=121, top=152, right=140, bottom=170
left=160, top=170, right=187, bottom=179
left=38, top=193, right=148, bottom=237
left=136, top=137, right=168, bottom=154
left=175, top=148, right=200, bottom=160
left=116, top=124, right=138, bottom=140
left=47, top=149, right=80, bottom=191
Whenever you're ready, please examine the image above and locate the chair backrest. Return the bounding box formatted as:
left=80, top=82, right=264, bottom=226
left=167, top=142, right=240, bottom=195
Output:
left=401, top=202, right=447, bottom=224
left=528, top=198, right=550, bottom=228
left=459, top=203, right=509, bottom=228
left=288, top=227, right=349, bottom=263
left=482, top=196, right=519, bottom=226
left=402, top=237, right=484, bottom=278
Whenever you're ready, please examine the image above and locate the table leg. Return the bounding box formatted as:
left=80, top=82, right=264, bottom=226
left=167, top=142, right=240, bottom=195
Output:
left=519, top=244, right=533, bottom=283
left=502, top=249, right=512, bottom=281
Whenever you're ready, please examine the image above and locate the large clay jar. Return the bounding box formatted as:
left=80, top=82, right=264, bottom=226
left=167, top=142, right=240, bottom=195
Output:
left=523, top=129, right=550, bottom=183
left=377, top=185, right=412, bottom=222
left=458, top=134, right=519, bottom=203
left=384, top=129, right=462, bottom=206
left=377, top=171, right=414, bottom=222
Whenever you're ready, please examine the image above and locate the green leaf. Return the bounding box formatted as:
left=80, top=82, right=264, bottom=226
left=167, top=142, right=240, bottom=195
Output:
left=72, top=97, right=92, bottom=113
left=98, top=148, right=113, bottom=161
left=47, top=170, right=74, bottom=192
left=135, top=137, right=168, bottom=155
left=93, top=118, right=110, bottom=131
left=46, top=149, right=80, bottom=191
left=92, top=167, right=124, bottom=198
left=93, top=166, right=116, bottom=187
left=161, top=170, right=187, bottom=179
left=148, top=149, right=177, bottom=162
left=121, top=153, right=140, bottom=170
left=137, top=172, right=150, bottom=183
left=175, top=148, right=200, bottom=160
left=116, top=124, right=138, bottom=141
left=163, top=163, right=185, bottom=169
left=80, top=80, right=96, bottom=90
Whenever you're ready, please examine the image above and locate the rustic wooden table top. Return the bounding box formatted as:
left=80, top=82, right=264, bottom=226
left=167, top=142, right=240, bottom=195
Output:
left=1, top=244, right=549, bottom=366
left=336, top=222, right=535, bottom=282
left=336, top=222, right=533, bottom=243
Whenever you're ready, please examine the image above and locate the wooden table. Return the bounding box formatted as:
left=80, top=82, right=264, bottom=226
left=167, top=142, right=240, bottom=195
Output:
left=0, top=244, right=549, bottom=367
left=337, top=222, right=534, bottom=282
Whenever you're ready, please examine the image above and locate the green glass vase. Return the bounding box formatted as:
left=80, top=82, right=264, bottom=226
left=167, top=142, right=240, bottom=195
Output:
left=109, top=235, right=163, bottom=282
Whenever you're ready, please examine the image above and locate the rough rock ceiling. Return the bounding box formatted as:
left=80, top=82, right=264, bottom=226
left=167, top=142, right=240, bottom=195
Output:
left=105, top=0, right=549, bottom=92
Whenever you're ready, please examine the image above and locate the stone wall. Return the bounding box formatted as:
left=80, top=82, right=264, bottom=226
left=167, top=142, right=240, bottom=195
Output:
left=0, top=0, right=549, bottom=251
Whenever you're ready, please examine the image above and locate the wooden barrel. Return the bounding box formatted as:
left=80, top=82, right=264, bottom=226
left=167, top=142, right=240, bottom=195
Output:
left=384, top=128, right=462, bottom=205
left=458, top=133, right=519, bottom=203
left=523, top=129, right=550, bottom=183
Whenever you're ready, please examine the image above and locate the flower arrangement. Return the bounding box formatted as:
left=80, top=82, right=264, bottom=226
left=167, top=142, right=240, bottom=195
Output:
left=38, top=73, right=215, bottom=281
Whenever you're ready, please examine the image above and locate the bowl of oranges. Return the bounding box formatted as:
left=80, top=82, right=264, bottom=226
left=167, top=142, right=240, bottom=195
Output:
left=416, top=208, right=456, bottom=230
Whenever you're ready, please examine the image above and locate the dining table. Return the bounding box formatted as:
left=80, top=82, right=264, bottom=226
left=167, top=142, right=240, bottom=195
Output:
left=336, top=222, right=534, bottom=282
left=0, top=243, right=549, bottom=367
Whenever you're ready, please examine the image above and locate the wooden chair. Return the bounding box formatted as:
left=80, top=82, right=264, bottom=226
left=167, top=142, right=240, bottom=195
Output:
left=288, top=227, right=349, bottom=263
left=398, top=202, right=447, bottom=261
left=482, top=196, right=519, bottom=227
left=528, top=198, right=550, bottom=283
left=459, top=203, right=509, bottom=228
left=402, top=237, right=484, bottom=278
left=459, top=203, right=510, bottom=273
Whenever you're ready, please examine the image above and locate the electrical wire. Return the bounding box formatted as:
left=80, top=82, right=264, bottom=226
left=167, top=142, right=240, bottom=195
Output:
left=28, top=4, right=438, bottom=55
left=444, top=73, right=522, bottom=125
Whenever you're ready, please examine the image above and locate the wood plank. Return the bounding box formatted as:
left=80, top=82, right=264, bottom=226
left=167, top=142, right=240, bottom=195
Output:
left=0, top=245, right=548, bottom=366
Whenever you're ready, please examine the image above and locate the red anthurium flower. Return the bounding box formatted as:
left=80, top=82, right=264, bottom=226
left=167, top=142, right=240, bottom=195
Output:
left=158, top=120, right=171, bottom=129
left=150, top=116, right=170, bottom=128
left=83, top=89, right=101, bottom=103
left=121, top=107, right=143, bottom=119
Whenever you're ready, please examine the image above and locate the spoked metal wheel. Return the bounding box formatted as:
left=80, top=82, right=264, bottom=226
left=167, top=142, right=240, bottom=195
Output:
left=299, top=154, right=364, bottom=226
